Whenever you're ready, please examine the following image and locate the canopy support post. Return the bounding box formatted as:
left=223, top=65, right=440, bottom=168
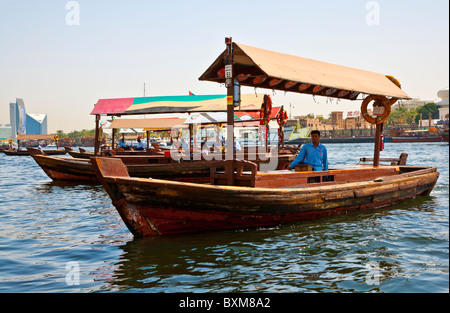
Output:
left=264, top=97, right=269, bottom=154
left=373, top=122, right=383, bottom=167
left=279, top=106, right=285, bottom=148
left=112, top=128, right=116, bottom=150
left=225, top=37, right=235, bottom=186
left=94, top=114, right=100, bottom=156
left=189, top=123, right=194, bottom=156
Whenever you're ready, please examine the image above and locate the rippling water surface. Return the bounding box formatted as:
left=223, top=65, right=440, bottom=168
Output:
left=0, top=143, right=448, bottom=293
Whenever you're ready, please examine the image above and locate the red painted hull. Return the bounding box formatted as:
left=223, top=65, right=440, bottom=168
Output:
left=91, top=157, right=439, bottom=237
left=392, top=136, right=443, bottom=142
left=116, top=178, right=437, bottom=237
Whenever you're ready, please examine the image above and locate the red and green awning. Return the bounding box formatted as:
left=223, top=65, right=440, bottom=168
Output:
left=91, top=94, right=264, bottom=116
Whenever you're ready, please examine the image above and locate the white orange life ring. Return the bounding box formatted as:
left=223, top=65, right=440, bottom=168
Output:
left=384, top=75, right=401, bottom=106
left=386, top=75, right=401, bottom=89
left=361, top=95, right=391, bottom=124
left=260, top=95, right=273, bottom=124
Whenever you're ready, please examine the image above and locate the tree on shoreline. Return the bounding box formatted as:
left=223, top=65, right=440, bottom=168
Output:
left=56, top=129, right=98, bottom=145
left=387, top=107, right=417, bottom=126
left=414, top=103, right=440, bottom=124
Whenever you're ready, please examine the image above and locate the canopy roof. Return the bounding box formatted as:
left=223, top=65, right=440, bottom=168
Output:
left=184, top=107, right=281, bottom=124
left=109, top=118, right=186, bottom=130
left=17, top=134, right=55, bottom=140
left=199, top=42, right=410, bottom=100
left=91, top=94, right=264, bottom=116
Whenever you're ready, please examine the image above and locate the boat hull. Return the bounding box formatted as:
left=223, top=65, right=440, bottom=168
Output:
left=392, top=136, right=443, bottom=142
left=30, top=153, right=214, bottom=183
left=90, top=158, right=439, bottom=237
left=30, top=154, right=98, bottom=181
left=28, top=148, right=294, bottom=183
left=4, top=149, right=67, bottom=156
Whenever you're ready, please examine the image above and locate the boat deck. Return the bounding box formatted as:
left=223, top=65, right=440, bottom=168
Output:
left=207, top=159, right=423, bottom=188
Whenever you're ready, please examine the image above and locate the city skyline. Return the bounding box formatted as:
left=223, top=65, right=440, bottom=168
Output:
left=0, top=0, right=448, bottom=133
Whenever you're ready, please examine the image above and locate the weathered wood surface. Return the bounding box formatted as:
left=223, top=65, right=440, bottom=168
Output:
left=90, top=156, right=439, bottom=237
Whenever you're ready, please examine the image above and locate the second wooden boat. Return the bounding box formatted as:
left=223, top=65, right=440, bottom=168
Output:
left=28, top=147, right=295, bottom=183
left=3, top=148, right=67, bottom=156
left=392, top=129, right=443, bottom=142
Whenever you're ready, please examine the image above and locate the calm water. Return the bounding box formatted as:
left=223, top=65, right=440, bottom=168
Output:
left=0, top=143, right=448, bottom=293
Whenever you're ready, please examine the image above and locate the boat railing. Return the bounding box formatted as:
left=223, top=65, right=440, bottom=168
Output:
left=210, top=160, right=257, bottom=187
left=360, top=153, right=408, bottom=166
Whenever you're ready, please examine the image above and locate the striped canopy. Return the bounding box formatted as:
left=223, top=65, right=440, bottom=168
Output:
left=91, top=94, right=264, bottom=116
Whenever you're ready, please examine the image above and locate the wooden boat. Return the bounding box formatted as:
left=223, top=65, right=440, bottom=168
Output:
left=88, top=39, right=440, bottom=237
left=437, top=125, right=449, bottom=143
left=28, top=147, right=295, bottom=183
left=64, top=147, right=162, bottom=159
left=442, top=130, right=449, bottom=143
left=91, top=157, right=439, bottom=237
left=64, top=147, right=92, bottom=159
left=392, top=129, right=443, bottom=142
left=3, top=148, right=67, bottom=156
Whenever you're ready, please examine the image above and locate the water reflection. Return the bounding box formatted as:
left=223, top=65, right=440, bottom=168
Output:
left=97, top=203, right=436, bottom=292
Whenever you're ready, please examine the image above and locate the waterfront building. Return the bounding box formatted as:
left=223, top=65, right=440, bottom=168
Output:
left=436, top=86, right=449, bottom=120
left=393, top=98, right=434, bottom=110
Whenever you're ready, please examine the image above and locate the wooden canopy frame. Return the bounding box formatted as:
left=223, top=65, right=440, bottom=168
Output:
left=199, top=38, right=411, bottom=177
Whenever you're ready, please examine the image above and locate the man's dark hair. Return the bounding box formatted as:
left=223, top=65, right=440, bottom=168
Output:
left=311, top=130, right=321, bottom=137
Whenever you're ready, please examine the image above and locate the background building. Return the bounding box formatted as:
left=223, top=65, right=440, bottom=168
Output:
left=392, top=98, right=434, bottom=110
left=26, top=114, right=47, bottom=135
left=436, top=86, right=449, bottom=119
left=0, top=124, right=12, bottom=140
left=8, top=98, right=48, bottom=140
left=9, top=99, right=26, bottom=140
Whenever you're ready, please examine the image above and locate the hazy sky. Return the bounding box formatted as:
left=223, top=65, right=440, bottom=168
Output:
left=0, top=0, right=448, bottom=133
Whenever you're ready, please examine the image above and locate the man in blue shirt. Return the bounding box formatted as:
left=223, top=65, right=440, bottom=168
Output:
left=135, top=137, right=145, bottom=150
left=290, top=130, right=328, bottom=171
left=118, top=138, right=127, bottom=149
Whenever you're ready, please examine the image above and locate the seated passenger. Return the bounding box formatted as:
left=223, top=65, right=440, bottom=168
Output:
left=118, top=138, right=130, bottom=150
left=135, top=137, right=145, bottom=151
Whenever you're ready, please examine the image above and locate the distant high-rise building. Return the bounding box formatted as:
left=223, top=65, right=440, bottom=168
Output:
left=8, top=98, right=48, bottom=140
left=26, top=114, right=48, bottom=135
left=9, top=99, right=26, bottom=140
